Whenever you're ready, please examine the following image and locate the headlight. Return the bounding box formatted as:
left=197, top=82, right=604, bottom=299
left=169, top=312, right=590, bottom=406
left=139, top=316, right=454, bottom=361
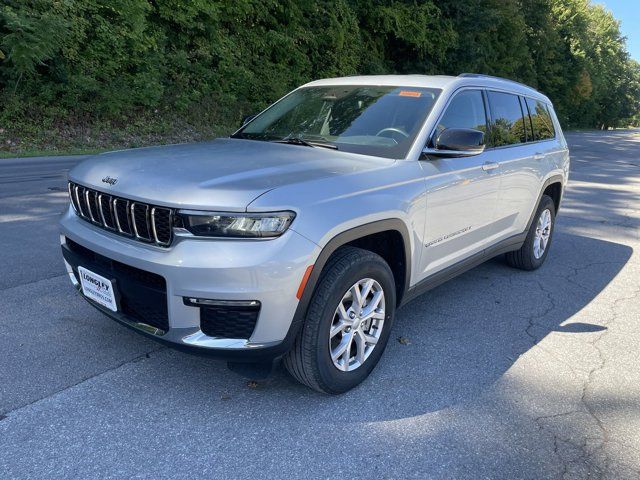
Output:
left=176, top=211, right=295, bottom=238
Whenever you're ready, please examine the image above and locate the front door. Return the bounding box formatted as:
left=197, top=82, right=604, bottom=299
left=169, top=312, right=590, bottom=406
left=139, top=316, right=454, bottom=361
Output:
left=417, top=89, right=502, bottom=279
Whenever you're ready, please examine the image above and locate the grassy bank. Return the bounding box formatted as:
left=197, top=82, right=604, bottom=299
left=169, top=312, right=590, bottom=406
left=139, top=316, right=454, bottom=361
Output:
left=0, top=109, right=234, bottom=158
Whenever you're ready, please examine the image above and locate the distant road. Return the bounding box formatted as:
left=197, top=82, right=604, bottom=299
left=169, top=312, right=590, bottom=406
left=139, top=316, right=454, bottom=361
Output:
left=0, top=155, right=91, bottom=199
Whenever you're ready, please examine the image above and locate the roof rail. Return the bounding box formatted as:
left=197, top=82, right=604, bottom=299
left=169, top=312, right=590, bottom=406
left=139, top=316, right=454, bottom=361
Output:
left=458, top=73, right=535, bottom=91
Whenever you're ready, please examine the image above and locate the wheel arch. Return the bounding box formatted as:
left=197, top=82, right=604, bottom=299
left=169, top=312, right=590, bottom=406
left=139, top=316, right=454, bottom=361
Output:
left=288, top=219, right=412, bottom=342
left=525, top=174, right=564, bottom=233
left=542, top=180, right=563, bottom=214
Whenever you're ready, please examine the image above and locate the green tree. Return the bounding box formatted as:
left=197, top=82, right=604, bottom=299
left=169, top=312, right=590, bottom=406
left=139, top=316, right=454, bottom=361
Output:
left=1, top=0, right=638, bottom=154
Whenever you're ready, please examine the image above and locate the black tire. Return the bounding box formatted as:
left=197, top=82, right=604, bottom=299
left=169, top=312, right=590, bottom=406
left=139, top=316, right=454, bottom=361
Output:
left=506, top=194, right=556, bottom=270
left=283, top=246, right=396, bottom=394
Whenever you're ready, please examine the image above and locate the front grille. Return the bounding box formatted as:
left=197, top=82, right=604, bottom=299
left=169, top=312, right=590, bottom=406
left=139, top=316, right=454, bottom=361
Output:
left=114, top=198, right=133, bottom=235
left=132, top=203, right=151, bottom=240
left=68, top=182, right=173, bottom=247
left=200, top=304, right=260, bottom=339
left=64, top=238, right=169, bottom=331
left=98, top=194, right=116, bottom=229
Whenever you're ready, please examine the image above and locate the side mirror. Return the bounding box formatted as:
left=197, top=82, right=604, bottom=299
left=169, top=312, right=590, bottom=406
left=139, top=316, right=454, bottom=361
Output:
left=422, top=128, right=485, bottom=158
left=241, top=114, right=257, bottom=127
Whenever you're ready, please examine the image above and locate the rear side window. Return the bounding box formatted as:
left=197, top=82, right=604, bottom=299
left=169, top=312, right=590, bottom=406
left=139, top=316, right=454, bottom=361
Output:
left=487, top=91, right=527, bottom=146
left=433, top=90, right=487, bottom=142
left=526, top=98, right=555, bottom=140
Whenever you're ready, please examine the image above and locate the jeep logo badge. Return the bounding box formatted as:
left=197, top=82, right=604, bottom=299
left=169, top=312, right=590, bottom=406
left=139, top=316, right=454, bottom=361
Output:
left=102, top=176, right=118, bottom=186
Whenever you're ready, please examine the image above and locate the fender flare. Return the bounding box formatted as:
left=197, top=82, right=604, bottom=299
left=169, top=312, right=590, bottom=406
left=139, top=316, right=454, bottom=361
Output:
left=525, top=174, right=565, bottom=233
left=282, top=219, right=412, bottom=349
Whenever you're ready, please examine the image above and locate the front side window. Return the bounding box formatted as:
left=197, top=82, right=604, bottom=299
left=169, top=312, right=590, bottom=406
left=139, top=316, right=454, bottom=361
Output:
left=432, top=89, right=487, bottom=144
left=487, top=91, right=527, bottom=147
left=526, top=98, right=555, bottom=141
left=235, top=85, right=441, bottom=159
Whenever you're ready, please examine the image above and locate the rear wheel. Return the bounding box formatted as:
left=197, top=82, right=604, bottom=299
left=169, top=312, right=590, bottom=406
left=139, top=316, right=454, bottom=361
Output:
left=283, top=247, right=396, bottom=394
left=506, top=194, right=556, bottom=270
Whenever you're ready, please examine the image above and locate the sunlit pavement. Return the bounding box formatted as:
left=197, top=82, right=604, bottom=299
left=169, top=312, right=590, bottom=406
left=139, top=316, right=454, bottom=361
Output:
left=1, top=131, right=639, bottom=479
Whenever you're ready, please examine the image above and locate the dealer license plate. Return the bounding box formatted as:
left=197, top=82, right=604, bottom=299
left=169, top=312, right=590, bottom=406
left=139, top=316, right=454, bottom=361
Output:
left=78, top=266, right=117, bottom=312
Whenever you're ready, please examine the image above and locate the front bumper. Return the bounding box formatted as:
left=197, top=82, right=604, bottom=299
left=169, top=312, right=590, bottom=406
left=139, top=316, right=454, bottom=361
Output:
left=59, top=207, right=320, bottom=360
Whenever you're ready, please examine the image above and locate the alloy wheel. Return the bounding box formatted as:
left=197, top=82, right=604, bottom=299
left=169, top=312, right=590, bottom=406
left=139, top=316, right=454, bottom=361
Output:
left=533, top=208, right=552, bottom=259
left=329, top=278, right=385, bottom=372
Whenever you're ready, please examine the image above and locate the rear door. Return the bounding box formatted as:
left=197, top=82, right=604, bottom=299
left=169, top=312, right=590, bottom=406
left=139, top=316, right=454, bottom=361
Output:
left=490, top=94, right=556, bottom=239
left=418, top=88, right=502, bottom=279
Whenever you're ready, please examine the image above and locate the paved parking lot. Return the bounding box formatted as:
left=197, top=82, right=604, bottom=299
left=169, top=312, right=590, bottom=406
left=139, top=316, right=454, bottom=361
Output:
left=1, top=130, right=639, bottom=479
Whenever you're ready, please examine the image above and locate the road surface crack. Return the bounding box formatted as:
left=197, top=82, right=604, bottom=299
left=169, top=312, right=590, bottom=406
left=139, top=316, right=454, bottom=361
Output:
left=532, top=283, right=640, bottom=479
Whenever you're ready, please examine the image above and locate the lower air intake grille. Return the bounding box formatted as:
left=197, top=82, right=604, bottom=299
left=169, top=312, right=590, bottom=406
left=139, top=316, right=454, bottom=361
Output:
left=199, top=304, right=261, bottom=339
left=64, top=238, right=169, bottom=331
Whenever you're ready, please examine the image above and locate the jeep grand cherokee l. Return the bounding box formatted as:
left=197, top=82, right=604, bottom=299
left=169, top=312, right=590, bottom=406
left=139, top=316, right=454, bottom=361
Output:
left=60, top=74, right=569, bottom=393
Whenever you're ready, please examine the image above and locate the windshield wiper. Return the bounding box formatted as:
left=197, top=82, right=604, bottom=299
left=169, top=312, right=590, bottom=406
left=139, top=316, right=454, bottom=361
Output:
left=272, top=137, right=315, bottom=147
left=272, top=136, right=338, bottom=150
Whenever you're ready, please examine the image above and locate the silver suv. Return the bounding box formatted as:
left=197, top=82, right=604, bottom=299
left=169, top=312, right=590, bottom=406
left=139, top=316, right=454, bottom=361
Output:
left=60, top=74, right=569, bottom=393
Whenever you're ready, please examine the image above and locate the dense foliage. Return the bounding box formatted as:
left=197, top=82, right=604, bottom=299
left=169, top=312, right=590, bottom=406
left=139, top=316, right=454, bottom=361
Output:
left=1, top=0, right=639, bottom=153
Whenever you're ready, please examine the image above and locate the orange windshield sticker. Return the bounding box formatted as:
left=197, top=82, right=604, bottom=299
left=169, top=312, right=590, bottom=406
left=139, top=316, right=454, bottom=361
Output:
left=399, top=90, right=422, bottom=97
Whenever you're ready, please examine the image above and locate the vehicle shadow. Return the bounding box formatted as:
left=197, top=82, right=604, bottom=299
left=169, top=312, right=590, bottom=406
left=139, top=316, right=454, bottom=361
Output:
left=341, top=231, right=632, bottom=420
left=135, top=231, right=631, bottom=425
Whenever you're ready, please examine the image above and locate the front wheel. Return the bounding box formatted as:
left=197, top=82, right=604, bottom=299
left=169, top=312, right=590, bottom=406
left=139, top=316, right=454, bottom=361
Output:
left=506, top=194, right=556, bottom=270
left=283, top=247, right=396, bottom=394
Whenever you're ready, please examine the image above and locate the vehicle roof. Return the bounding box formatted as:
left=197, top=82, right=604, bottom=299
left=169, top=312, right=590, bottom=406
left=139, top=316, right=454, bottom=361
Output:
left=304, top=74, right=551, bottom=104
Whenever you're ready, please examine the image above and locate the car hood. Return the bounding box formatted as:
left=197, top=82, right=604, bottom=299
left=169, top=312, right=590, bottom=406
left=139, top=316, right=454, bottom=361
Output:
left=68, top=138, right=394, bottom=211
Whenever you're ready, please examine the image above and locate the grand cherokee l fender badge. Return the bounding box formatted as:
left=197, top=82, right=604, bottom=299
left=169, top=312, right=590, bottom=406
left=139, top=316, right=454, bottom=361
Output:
left=425, top=226, right=472, bottom=247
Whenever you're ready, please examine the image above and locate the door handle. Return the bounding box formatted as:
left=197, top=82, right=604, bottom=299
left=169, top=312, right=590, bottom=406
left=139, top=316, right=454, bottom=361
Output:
left=533, top=152, right=545, bottom=161
left=482, top=161, right=499, bottom=172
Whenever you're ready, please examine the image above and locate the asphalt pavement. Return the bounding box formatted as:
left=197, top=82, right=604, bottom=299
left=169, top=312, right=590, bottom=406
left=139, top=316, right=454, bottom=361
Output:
left=0, top=132, right=639, bottom=479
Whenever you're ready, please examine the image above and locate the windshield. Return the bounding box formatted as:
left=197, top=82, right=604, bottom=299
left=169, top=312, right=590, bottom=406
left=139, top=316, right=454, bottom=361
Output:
left=234, top=85, right=441, bottom=159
